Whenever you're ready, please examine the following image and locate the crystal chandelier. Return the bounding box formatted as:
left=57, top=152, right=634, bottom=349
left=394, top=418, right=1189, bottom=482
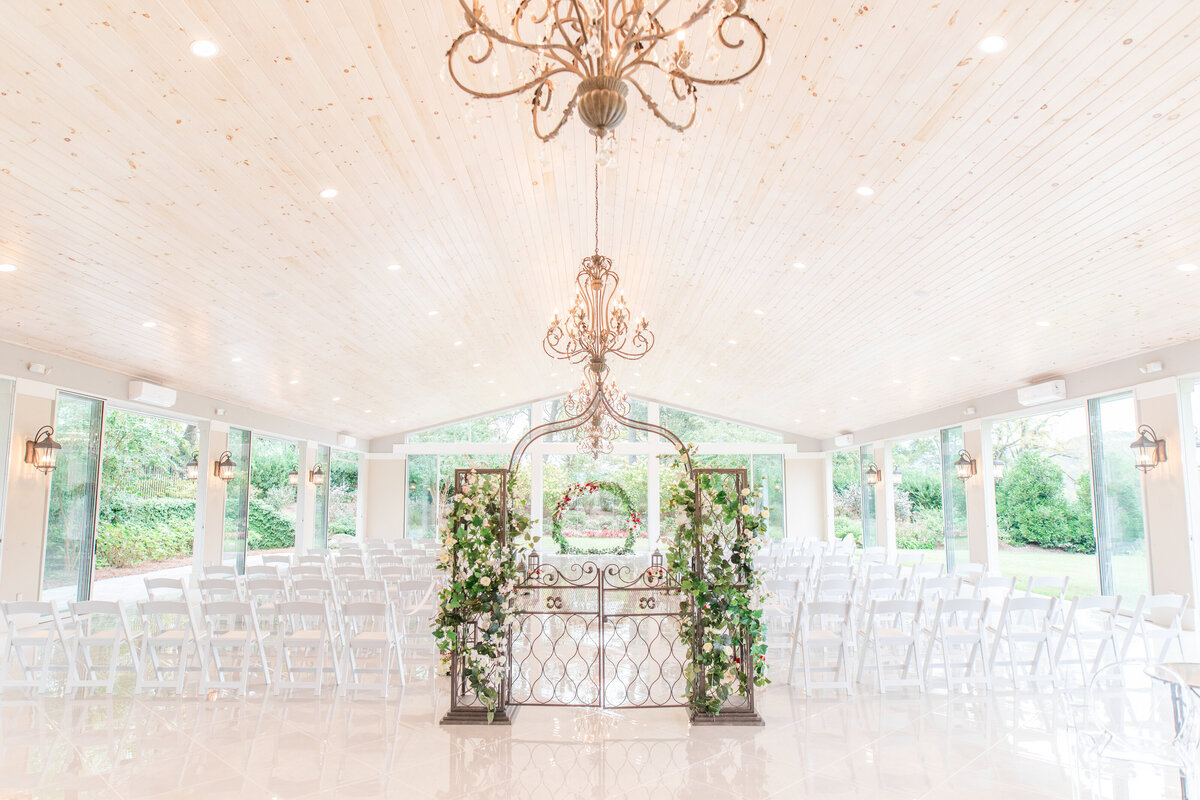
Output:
left=563, top=369, right=630, bottom=458
left=446, top=0, right=768, bottom=141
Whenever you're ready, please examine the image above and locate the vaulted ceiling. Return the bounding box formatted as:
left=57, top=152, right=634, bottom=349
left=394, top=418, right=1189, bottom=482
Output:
left=1, top=1, right=1198, bottom=441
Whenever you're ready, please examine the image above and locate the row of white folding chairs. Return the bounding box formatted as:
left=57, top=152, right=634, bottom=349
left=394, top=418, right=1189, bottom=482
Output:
left=766, top=589, right=1189, bottom=695
left=0, top=592, right=431, bottom=697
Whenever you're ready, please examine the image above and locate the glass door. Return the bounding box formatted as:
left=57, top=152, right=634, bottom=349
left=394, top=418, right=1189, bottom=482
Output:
left=222, top=427, right=252, bottom=574
left=0, top=378, right=14, bottom=536
left=1088, top=392, right=1149, bottom=597
left=940, top=426, right=970, bottom=570
left=859, top=445, right=877, bottom=547
left=41, top=392, right=105, bottom=602
left=313, top=444, right=331, bottom=549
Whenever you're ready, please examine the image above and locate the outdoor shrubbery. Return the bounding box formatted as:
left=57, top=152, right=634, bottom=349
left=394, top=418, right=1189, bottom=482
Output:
left=247, top=498, right=296, bottom=549
left=995, top=450, right=1095, bottom=553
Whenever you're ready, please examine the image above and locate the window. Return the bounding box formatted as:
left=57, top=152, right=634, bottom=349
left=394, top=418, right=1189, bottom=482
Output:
left=1088, top=392, right=1148, bottom=598
left=330, top=450, right=359, bottom=537
left=92, top=408, right=198, bottom=602
left=859, top=445, right=878, bottom=547
left=991, top=407, right=1094, bottom=598
left=0, top=378, right=13, bottom=547
left=544, top=454, right=650, bottom=551
left=407, top=406, right=531, bottom=443
left=939, top=427, right=969, bottom=570
left=405, top=453, right=532, bottom=540
left=313, top=445, right=331, bottom=549
left=831, top=449, right=862, bottom=544
left=886, top=434, right=944, bottom=561
left=249, top=436, right=298, bottom=554
left=658, top=406, right=782, bottom=443
left=42, top=393, right=105, bottom=602
left=222, top=428, right=252, bottom=573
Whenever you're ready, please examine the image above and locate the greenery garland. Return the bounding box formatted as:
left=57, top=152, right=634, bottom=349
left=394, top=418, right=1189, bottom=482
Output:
left=663, top=445, right=770, bottom=716
left=432, top=470, right=536, bottom=721
left=549, top=479, right=642, bottom=556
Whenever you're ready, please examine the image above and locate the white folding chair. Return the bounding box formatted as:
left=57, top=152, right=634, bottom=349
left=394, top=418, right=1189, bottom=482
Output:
left=923, top=597, right=992, bottom=692
left=907, top=563, right=944, bottom=594
left=290, top=565, right=327, bottom=582
left=951, top=562, right=985, bottom=589
left=1117, top=594, right=1189, bottom=663
left=245, top=577, right=289, bottom=629
left=856, top=599, right=925, bottom=693
left=761, top=579, right=802, bottom=682
left=245, top=564, right=283, bottom=580
left=794, top=600, right=854, bottom=695
left=202, top=565, right=238, bottom=580
left=260, top=554, right=292, bottom=570
left=1025, top=575, right=1069, bottom=603
left=0, top=602, right=68, bottom=692
left=198, top=601, right=272, bottom=695
left=1052, top=595, right=1121, bottom=684
left=135, top=600, right=203, bottom=693
left=814, top=577, right=855, bottom=603
left=274, top=600, right=342, bottom=694
left=144, top=577, right=188, bottom=602
left=987, top=596, right=1058, bottom=687
left=65, top=601, right=140, bottom=692
left=198, top=577, right=241, bottom=603
left=342, top=601, right=401, bottom=695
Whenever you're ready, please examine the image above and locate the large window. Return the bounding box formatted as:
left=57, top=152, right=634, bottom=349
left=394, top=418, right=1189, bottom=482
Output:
left=831, top=449, right=862, bottom=544
left=545, top=454, right=650, bottom=551
left=658, top=406, right=782, bottom=444
left=92, top=409, right=197, bottom=602
left=939, top=427, right=969, bottom=570
left=221, top=428, right=252, bottom=573
left=991, top=407, right=1094, bottom=597
left=406, top=453, right=532, bottom=540
left=313, top=445, right=331, bottom=549
left=42, top=393, right=105, bottom=602
left=859, top=445, right=878, bottom=547
left=248, top=436, right=298, bottom=554
left=890, top=434, right=943, bottom=559
left=657, top=453, right=785, bottom=543
left=407, top=406, right=531, bottom=444
left=0, top=378, right=13, bottom=544
left=1088, top=393, right=1148, bottom=597
left=330, top=450, right=359, bottom=537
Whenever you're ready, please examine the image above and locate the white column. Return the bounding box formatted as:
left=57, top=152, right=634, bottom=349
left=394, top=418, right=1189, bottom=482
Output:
left=190, top=420, right=211, bottom=576
left=296, top=441, right=316, bottom=554
left=962, top=422, right=995, bottom=570
left=201, top=423, right=229, bottom=568
left=356, top=451, right=368, bottom=538
left=822, top=453, right=835, bottom=542
left=977, top=421, right=1001, bottom=571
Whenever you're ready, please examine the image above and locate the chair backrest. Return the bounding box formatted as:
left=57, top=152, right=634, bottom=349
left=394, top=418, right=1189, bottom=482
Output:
left=910, top=563, right=944, bottom=582
left=920, top=576, right=962, bottom=599
left=292, top=578, right=336, bottom=601
left=935, top=597, right=989, bottom=629
left=804, top=600, right=852, bottom=631
left=1026, top=575, right=1069, bottom=600
left=203, top=565, right=237, bottom=579
left=819, top=566, right=852, bottom=582
left=976, top=576, right=1016, bottom=603
left=998, top=595, right=1056, bottom=633
left=372, top=555, right=405, bottom=570
left=342, top=579, right=389, bottom=604
left=1142, top=594, right=1189, bottom=629
left=139, top=600, right=195, bottom=637
left=277, top=600, right=332, bottom=636
left=865, top=563, right=900, bottom=581
left=201, top=601, right=256, bottom=635
left=815, top=577, right=854, bottom=602
left=291, top=565, right=327, bottom=580
left=378, top=565, right=413, bottom=581
left=952, top=562, right=985, bottom=582
left=297, top=554, right=328, bottom=568
left=822, top=554, right=851, bottom=570
left=389, top=579, right=430, bottom=610
left=333, top=565, right=366, bottom=580
left=342, top=601, right=392, bottom=636
left=260, top=554, right=292, bottom=566
left=865, top=599, right=922, bottom=633
left=863, top=577, right=906, bottom=602
left=245, top=577, right=288, bottom=606
left=860, top=546, right=888, bottom=565
left=1, top=601, right=60, bottom=634
left=145, top=577, right=187, bottom=600
left=245, top=564, right=282, bottom=579
left=198, top=577, right=241, bottom=602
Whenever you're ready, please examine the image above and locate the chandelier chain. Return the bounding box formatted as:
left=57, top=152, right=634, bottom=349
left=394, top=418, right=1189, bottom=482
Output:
left=594, top=141, right=600, bottom=256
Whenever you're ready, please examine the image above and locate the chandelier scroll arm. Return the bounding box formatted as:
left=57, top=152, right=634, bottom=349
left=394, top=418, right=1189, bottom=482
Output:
left=507, top=387, right=605, bottom=474
left=599, top=387, right=695, bottom=476
left=532, top=80, right=581, bottom=142
left=621, top=0, right=719, bottom=53
left=625, top=76, right=696, bottom=133
left=675, top=14, right=768, bottom=88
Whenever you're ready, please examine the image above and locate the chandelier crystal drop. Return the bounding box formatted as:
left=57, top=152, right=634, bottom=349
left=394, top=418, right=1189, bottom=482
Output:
left=447, top=0, right=768, bottom=140
left=563, top=369, right=630, bottom=458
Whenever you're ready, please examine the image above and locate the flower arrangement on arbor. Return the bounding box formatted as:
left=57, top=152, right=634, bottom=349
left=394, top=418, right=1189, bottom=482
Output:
left=549, top=479, right=642, bottom=555
left=662, top=445, right=770, bottom=717
left=433, top=470, right=535, bottom=721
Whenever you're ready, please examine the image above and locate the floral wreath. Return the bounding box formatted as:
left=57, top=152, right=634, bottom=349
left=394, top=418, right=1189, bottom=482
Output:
left=550, top=480, right=642, bottom=555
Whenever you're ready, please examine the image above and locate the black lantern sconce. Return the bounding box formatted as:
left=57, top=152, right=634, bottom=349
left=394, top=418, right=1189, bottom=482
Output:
left=185, top=452, right=200, bottom=481
left=954, top=450, right=978, bottom=481
left=1130, top=424, right=1167, bottom=473
left=309, top=464, right=326, bottom=486
left=214, top=451, right=237, bottom=481
left=24, top=426, right=62, bottom=474
left=865, top=463, right=882, bottom=486
left=288, top=469, right=299, bottom=486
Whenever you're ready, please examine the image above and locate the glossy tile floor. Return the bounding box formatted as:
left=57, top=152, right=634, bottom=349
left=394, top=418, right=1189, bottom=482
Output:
left=0, top=676, right=1186, bottom=800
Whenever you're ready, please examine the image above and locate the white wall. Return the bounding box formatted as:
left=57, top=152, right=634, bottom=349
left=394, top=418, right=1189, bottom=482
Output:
left=783, top=456, right=826, bottom=541
left=365, top=456, right=406, bottom=541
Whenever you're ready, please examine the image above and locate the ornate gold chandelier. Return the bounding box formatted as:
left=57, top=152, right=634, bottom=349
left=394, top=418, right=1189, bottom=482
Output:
left=446, top=0, right=768, bottom=141
left=563, top=368, right=630, bottom=458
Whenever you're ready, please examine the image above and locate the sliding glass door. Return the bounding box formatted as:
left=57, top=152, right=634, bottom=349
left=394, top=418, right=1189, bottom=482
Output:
left=313, top=444, right=331, bottom=549
left=1088, top=392, right=1149, bottom=598
left=859, top=445, right=877, bottom=547
left=41, top=392, right=105, bottom=602
left=0, top=378, right=13, bottom=534
left=221, top=427, right=252, bottom=574
left=939, top=426, right=970, bottom=570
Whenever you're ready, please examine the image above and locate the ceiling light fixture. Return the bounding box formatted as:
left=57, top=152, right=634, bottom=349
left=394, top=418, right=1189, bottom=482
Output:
left=143, top=321, right=157, bottom=328
left=856, top=186, right=874, bottom=196
left=446, top=0, right=767, bottom=141
left=231, top=357, right=243, bottom=363
left=793, top=262, right=807, bottom=270
left=1036, top=321, right=1051, bottom=327
left=319, top=188, right=338, bottom=199
left=428, top=310, right=439, bottom=316
left=189, top=39, right=219, bottom=58
left=753, top=309, right=764, bottom=315
left=0, top=263, right=17, bottom=272
left=949, top=355, right=962, bottom=362
left=728, top=339, right=737, bottom=345
left=289, top=379, right=299, bottom=385
left=978, top=36, right=1008, bottom=53
left=1179, top=263, right=1198, bottom=273
left=387, top=263, right=402, bottom=271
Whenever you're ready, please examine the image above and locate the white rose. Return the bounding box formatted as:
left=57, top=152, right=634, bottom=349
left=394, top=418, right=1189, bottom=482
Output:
left=741, top=487, right=751, bottom=497
left=723, top=645, right=733, bottom=657
left=702, top=642, right=713, bottom=653
left=761, top=510, right=770, bottom=519
left=453, top=493, right=464, bottom=502
left=479, top=576, right=491, bottom=587
left=740, top=505, right=752, bottom=515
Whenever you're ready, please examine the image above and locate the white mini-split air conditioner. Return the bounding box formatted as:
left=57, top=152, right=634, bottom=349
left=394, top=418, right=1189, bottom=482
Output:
left=128, top=380, right=177, bottom=409
left=833, top=433, right=854, bottom=448
left=1016, top=379, right=1067, bottom=408
left=336, top=433, right=357, bottom=449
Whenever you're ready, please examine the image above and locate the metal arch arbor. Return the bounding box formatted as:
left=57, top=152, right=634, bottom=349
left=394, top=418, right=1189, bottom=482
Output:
left=440, top=377, right=762, bottom=726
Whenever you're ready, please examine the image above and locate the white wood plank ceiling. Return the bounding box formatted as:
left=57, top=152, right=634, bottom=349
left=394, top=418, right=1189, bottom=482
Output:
left=0, top=1, right=1198, bottom=441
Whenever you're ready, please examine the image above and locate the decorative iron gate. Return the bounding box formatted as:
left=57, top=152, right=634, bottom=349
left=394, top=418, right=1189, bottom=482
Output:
left=508, top=552, right=686, bottom=709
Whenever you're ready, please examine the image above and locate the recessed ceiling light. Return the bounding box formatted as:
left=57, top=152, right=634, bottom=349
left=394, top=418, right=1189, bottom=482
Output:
left=753, top=309, right=764, bottom=315
left=979, top=36, right=1008, bottom=54
left=289, top=380, right=299, bottom=385
left=332, top=396, right=340, bottom=402
left=387, top=263, right=402, bottom=271
left=472, top=362, right=481, bottom=368
left=142, top=321, right=157, bottom=328
left=0, top=263, right=16, bottom=272
left=728, top=339, right=737, bottom=345
left=856, top=186, right=874, bottom=197
left=892, top=379, right=903, bottom=384
left=1178, top=263, right=1198, bottom=273
left=709, top=362, right=718, bottom=367
left=389, top=419, right=397, bottom=424
left=453, top=340, right=463, bottom=346
left=231, top=356, right=243, bottom=363
left=819, top=409, right=828, bottom=414
left=500, top=392, right=507, bottom=398
left=428, top=310, right=438, bottom=316
left=695, top=378, right=702, bottom=384
left=794, top=418, right=801, bottom=423
left=319, top=188, right=338, bottom=199
left=634, top=372, right=641, bottom=377
left=487, top=379, right=495, bottom=384
left=949, top=355, right=962, bottom=362
left=189, top=39, right=219, bottom=58
left=793, top=262, right=807, bottom=270
left=1036, top=320, right=1052, bottom=327
left=364, top=409, right=372, bottom=414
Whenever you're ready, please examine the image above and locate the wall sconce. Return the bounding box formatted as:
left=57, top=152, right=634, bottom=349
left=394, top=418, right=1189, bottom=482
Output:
left=954, top=450, right=978, bottom=481
left=865, top=463, right=882, bottom=486
left=185, top=453, right=199, bottom=481
left=309, top=464, right=326, bottom=486
left=24, top=426, right=62, bottom=474
left=1130, top=424, right=1167, bottom=473
left=891, top=466, right=903, bottom=486
left=214, top=451, right=237, bottom=481
left=992, top=457, right=1006, bottom=480
left=288, top=469, right=299, bottom=486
